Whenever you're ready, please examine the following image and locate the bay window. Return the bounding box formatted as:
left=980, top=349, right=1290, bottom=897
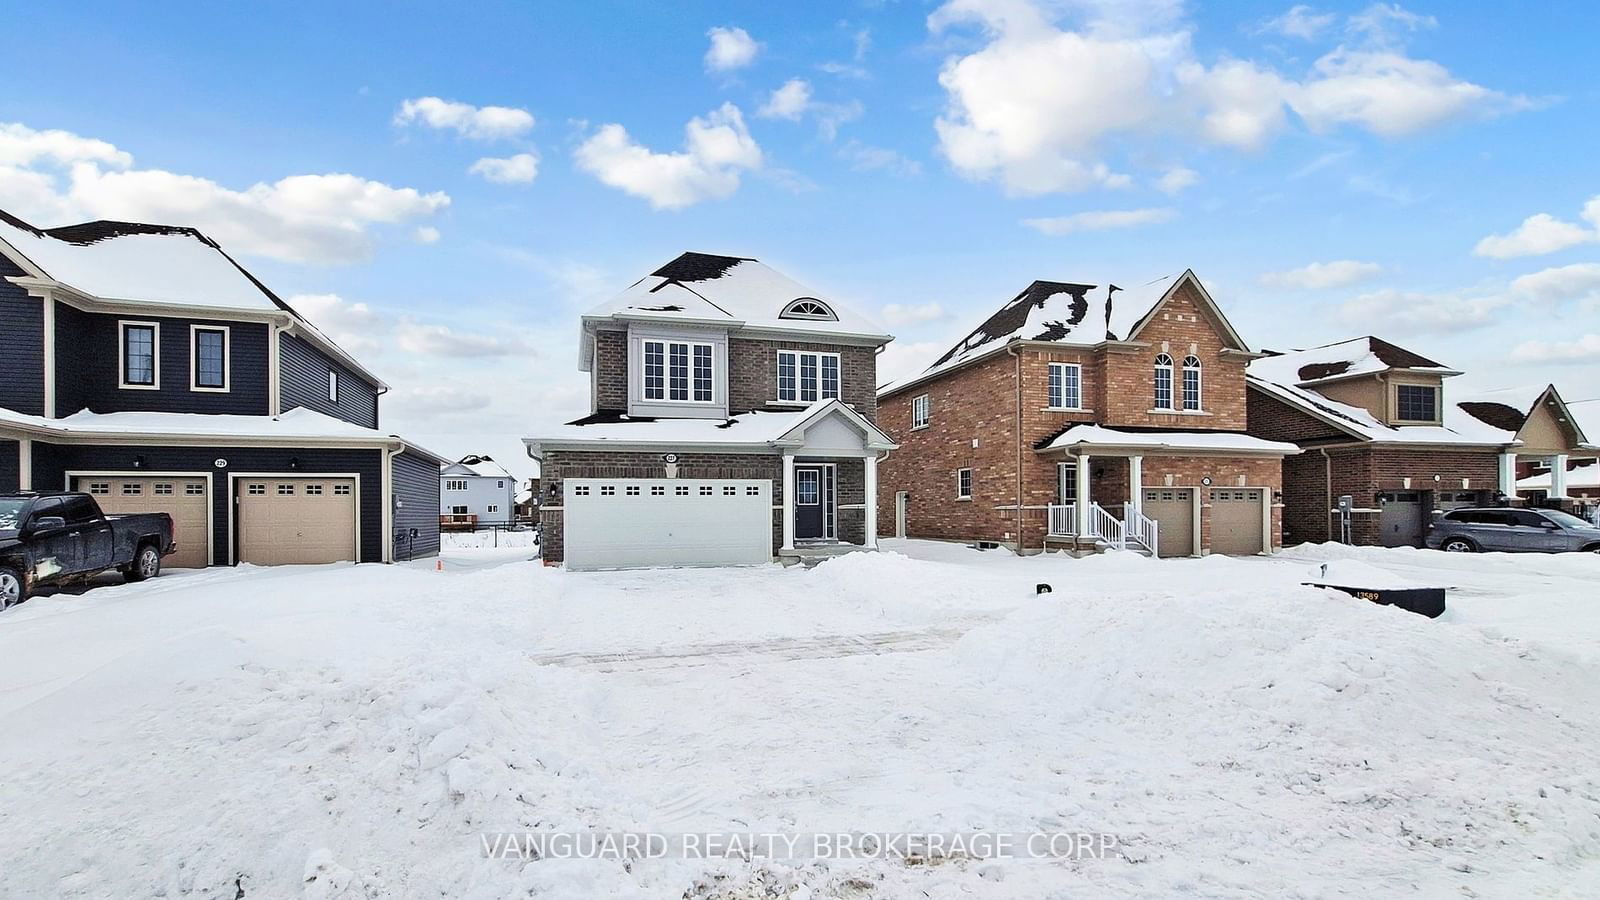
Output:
left=643, top=339, right=715, bottom=402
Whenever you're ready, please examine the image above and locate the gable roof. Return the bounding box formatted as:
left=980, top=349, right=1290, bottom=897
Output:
left=1251, top=337, right=1457, bottom=388
left=0, top=206, right=387, bottom=388
left=584, top=251, right=889, bottom=342
left=880, top=269, right=1246, bottom=398
left=524, top=398, right=896, bottom=454
left=441, top=455, right=513, bottom=479
left=1456, top=384, right=1593, bottom=448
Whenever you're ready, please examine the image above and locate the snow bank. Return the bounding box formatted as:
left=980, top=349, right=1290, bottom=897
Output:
left=442, top=529, right=539, bottom=549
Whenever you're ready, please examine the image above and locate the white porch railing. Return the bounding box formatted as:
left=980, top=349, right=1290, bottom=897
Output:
left=1048, top=503, right=1078, bottom=537
left=1091, top=504, right=1125, bottom=548
left=1123, top=503, right=1159, bottom=557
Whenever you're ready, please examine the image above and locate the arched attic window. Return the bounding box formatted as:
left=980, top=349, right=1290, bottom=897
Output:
left=1181, top=355, right=1202, bottom=411
left=1153, top=353, right=1174, bottom=410
left=780, top=298, right=837, bottom=321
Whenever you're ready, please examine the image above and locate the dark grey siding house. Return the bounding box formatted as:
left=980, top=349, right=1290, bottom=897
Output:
left=0, top=207, right=443, bottom=568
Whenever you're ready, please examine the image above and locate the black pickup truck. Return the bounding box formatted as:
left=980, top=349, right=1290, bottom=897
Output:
left=0, top=492, right=177, bottom=609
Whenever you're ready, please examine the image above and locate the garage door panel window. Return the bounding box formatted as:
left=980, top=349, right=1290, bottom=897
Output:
left=88, top=482, right=110, bottom=495
left=777, top=351, right=840, bottom=403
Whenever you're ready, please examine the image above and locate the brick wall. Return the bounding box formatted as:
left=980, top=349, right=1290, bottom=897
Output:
left=729, top=339, right=878, bottom=421
left=1103, top=280, right=1249, bottom=430
left=877, top=353, right=1021, bottom=543
left=1246, top=386, right=1349, bottom=444
left=1276, top=445, right=1501, bottom=546
left=593, top=329, right=627, bottom=410
left=539, top=449, right=782, bottom=563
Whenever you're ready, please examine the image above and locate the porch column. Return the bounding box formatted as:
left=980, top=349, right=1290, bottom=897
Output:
left=17, top=438, right=31, bottom=490
left=1498, top=452, right=1518, bottom=500
left=1129, top=455, right=1144, bottom=516
left=1076, top=453, right=1092, bottom=537
left=1551, top=453, right=1569, bottom=499
left=781, top=451, right=796, bottom=551
left=863, top=453, right=879, bottom=549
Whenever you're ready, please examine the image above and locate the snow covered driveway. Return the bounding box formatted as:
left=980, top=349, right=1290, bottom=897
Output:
left=1, top=542, right=1598, bottom=897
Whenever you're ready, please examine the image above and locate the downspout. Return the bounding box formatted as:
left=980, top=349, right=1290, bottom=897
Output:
left=1319, top=447, right=1334, bottom=542
left=1007, top=344, right=1025, bottom=553
left=383, top=442, right=403, bottom=563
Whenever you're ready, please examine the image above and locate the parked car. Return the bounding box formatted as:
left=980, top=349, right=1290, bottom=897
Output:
left=1425, top=507, right=1600, bottom=554
left=0, top=492, right=177, bottom=609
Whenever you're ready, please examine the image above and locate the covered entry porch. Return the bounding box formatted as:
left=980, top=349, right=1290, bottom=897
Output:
left=1035, top=426, right=1296, bottom=557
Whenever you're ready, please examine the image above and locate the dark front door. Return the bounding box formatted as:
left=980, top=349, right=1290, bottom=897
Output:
left=794, top=466, right=825, bottom=540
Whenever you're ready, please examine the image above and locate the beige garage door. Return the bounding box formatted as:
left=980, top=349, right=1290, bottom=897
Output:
left=237, top=478, right=357, bottom=566
left=1210, top=488, right=1265, bottom=556
left=77, top=475, right=210, bottom=568
left=1143, top=488, right=1195, bottom=558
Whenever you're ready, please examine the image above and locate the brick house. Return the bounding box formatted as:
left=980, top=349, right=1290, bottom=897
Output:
left=1245, top=339, right=1594, bottom=546
left=875, top=271, right=1297, bottom=557
left=524, top=253, right=896, bottom=569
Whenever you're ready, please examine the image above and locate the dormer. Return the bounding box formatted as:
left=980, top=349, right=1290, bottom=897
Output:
left=1275, top=337, right=1461, bottom=428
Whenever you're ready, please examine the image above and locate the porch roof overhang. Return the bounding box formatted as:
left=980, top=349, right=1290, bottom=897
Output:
left=1035, top=424, right=1299, bottom=458
left=523, top=399, right=897, bottom=460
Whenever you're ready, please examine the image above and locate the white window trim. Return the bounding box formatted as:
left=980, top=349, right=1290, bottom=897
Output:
left=118, top=320, right=161, bottom=390
left=189, top=324, right=231, bottom=393
left=1056, top=462, right=1078, bottom=503
left=449, top=505, right=470, bottom=515
left=956, top=467, right=972, bottom=500
left=1181, top=355, right=1202, bottom=412
left=444, top=478, right=468, bottom=491
left=328, top=369, right=339, bottom=403
left=1153, top=353, right=1175, bottom=411
left=642, top=338, right=717, bottom=404
left=912, top=394, right=931, bottom=430
left=780, top=298, right=837, bottom=321
left=1046, top=362, right=1083, bottom=411
left=776, top=349, right=842, bottom=404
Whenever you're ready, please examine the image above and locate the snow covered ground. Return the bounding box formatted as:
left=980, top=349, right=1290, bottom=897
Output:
left=1, top=541, right=1597, bottom=898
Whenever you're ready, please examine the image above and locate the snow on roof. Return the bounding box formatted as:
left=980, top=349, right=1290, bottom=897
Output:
left=586, top=252, right=888, bottom=340
left=0, top=405, right=444, bottom=460
left=1518, top=457, right=1600, bottom=490
left=1246, top=373, right=1515, bottom=447
left=1249, top=337, right=1454, bottom=387
left=1037, top=424, right=1298, bottom=455
left=526, top=399, right=895, bottom=451
left=0, top=209, right=282, bottom=311
left=441, top=456, right=513, bottom=479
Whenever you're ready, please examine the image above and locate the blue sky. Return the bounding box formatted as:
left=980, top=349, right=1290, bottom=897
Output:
left=4, top=1, right=1598, bottom=475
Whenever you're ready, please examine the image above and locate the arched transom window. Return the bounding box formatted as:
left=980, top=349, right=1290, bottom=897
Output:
left=1153, top=353, right=1174, bottom=410
left=1181, top=355, right=1202, bottom=411
left=780, top=298, right=837, bottom=321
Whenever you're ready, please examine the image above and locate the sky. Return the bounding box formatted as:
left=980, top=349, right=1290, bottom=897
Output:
left=4, top=0, right=1598, bottom=483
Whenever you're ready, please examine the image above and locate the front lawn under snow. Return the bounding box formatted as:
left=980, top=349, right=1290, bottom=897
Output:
left=1, top=542, right=1597, bottom=897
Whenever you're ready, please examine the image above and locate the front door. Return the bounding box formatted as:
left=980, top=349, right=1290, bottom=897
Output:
left=1378, top=491, right=1425, bottom=547
left=794, top=466, right=826, bottom=540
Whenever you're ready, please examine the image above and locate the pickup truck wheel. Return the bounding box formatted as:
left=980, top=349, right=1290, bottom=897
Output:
left=1441, top=538, right=1477, bottom=553
left=124, top=545, right=162, bottom=583
left=0, top=566, right=24, bottom=609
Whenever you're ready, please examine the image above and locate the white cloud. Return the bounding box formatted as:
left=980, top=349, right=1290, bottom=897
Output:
left=286, top=293, right=387, bottom=353
left=705, top=26, right=760, bottom=72
left=396, top=320, right=531, bottom=357
left=1257, top=5, right=1335, bottom=40
left=759, top=79, right=812, bottom=120
left=1347, top=3, right=1437, bottom=45
left=1510, top=334, right=1600, bottom=364
left=394, top=97, right=535, bottom=140
left=573, top=103, right=762, bottom=209
left=1022, top=207, right=1176, bottom=235
left=1260, top=259, right=1382, bottom=290
left=880, top=302, right=948, bottom=326
left=469, top=152, right=540, bottom=184
left=1335, top=288, right=1509, bottom=334
left=414, top=226, right=441, bottom=244
left=1509, top=262, right=1600, bottom=305
left=1155, top=166, right=1199, bottom=194
left=1474, top=196, right=1600, bottom=258
left=838, top=140, right=922, bottom=177
left=876, top=340, right=947, bottom=387
left=387, top=384, right=495, bottom=416
left=0, top=126, right=451, bottom=265
left=927, top=0, right=1523, bottom=194
left=0, top=122, right=132, bottom=168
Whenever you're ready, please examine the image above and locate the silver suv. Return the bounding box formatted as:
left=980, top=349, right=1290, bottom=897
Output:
left=1426, top=507, right=1600, bottom=554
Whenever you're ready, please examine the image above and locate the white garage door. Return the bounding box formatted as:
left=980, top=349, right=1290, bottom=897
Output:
left=237, top=478, right=358, bottom=566
left=77, top=475, right=210, bottom=568
left=563, top=478, right=772, bottom=570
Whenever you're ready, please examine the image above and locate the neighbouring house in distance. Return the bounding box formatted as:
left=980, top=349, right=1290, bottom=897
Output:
left=439, top=455, right=515, bottom=528
left=876, top=270, right=1297, bottom=558
left=1245, top=338, right=1593, bottom=547
left=514, top=479, right=540, bottom=523
left=0, top=207, right=444, bottom=566
left=525, top=252, right=897, bottom=570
